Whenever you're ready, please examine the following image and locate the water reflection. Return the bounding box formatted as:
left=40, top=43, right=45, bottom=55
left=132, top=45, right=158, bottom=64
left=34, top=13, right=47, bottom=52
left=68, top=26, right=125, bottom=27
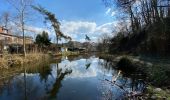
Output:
left=98, top=59, right=146, bottom=99
left=49, top=68, right=72, bottom=98
left=0, top=55, right=146, bottom=100
left=39, top=65, right=52, bottom=82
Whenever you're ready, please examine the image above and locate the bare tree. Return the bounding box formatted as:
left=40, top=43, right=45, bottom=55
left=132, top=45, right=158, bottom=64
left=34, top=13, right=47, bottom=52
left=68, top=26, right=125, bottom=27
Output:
left=97, top=34, right=111, bottom=52
left=103, top=0, right=170, bottom=34
left=0, top=12, right=10, bottom=29
left=6, top=0, right=34, bottom=57
left=102, top=0, right=170, bottom=54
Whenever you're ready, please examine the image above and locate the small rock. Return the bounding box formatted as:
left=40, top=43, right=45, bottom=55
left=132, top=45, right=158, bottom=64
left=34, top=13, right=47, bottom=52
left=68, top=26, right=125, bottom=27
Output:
left=154, top=88, right=162, bottom=92
left=162, top=97, right=167, bottom=100
left=146, top=93, right=149, bottom=96
left=147, top=62, right=153, bottom=66
left=151, top=95, right=157, bottom=99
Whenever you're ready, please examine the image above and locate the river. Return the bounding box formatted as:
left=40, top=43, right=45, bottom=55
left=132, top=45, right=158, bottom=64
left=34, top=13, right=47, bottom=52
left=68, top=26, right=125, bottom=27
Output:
left=0, top=54, right=161, bottom=100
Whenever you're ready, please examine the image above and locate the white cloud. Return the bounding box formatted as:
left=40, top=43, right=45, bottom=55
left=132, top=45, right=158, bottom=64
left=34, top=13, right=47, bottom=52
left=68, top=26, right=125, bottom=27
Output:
left=106, top=8, right=111, bottom=15
left=60, top=20, right=116, bottom=42
left=111, top=11, right=116, bottom=16
left=38, top=20, right=128, bottom=43
left=24, top=25, right=50, bottom=34
left=11, top=20, right=119, bottom=43
left=96, top=22, right=114, bottom=34
left=105, top=8, right=117, bottom=17
left=61, top=20, right=97, bottom=34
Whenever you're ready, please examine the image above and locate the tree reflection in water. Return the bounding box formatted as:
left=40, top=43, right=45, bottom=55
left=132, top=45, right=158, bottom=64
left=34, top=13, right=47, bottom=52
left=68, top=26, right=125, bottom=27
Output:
left=0, top=78, right=13, bottom=98
left=39, top=65, right=52, bottom=82
left=85, top=58, right=92, bottom=70
left=49, top=63, right=72, bottom=99
left=98, top=59, right=146, bottom=99
left=0, top=56, right=148, bottom=100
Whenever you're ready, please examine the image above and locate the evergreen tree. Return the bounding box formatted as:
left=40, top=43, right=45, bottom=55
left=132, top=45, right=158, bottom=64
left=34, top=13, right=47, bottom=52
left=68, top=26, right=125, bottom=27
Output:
left=35, top=31, right=51, bottom=47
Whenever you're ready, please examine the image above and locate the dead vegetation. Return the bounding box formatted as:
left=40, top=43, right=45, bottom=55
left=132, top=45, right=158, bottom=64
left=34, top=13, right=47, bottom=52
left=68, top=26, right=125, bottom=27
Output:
left=0, top=53, right=51, bottom=69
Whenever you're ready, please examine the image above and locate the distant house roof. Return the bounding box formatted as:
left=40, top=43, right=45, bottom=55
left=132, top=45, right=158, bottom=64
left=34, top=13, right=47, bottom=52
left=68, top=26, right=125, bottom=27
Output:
left=0, top=26, right=32, bottom=39
left=0, top=32, right=33, bottom=39
left=0, top=26, right=33, bottom=45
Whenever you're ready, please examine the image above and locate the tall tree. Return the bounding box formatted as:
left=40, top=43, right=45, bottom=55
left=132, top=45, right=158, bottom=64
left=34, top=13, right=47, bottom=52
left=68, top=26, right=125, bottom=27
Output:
left=102, top=0, right=170, bottom=54
left=6, top=0, right=34, bottom=57
left=32, top=6, right=71, bottom=46
left=103, top=0, right=170, bottom=33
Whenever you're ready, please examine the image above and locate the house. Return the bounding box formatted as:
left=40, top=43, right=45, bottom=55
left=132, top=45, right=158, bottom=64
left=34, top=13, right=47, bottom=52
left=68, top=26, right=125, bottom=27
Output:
left=0, top=26, right=33, bottom=53
left=62, top=41, right=98, bottom=52
left=63, top=41, right=86, bottom=52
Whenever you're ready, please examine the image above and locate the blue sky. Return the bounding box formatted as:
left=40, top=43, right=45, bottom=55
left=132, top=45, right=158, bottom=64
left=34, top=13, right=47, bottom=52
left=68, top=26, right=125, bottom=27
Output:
left=36, top=0, right=113, bottom=24
left=0, top=0, right=118, bottom=43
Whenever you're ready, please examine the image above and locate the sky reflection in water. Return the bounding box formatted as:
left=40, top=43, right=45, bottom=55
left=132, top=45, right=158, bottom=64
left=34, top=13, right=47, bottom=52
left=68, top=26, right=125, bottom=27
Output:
left=0, top=56, right=145, bottom=100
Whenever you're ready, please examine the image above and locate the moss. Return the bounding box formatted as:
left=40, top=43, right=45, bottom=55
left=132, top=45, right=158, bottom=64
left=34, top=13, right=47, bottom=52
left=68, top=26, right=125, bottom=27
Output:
left=145, top=86, right=170, bottom=99
left=149, top=65, right=170, bottom=87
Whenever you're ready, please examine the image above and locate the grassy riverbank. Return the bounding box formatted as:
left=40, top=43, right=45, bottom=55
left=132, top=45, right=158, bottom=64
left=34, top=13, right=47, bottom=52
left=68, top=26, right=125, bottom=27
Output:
left=0, top=53, right=51, bottom=69
left=0, top=50, right=81, bottom=69
left=52, top=51, right=80, bottom=57
left=0, top=54, right=52, bottom=88
left=98, top=54, right=170, bottom=99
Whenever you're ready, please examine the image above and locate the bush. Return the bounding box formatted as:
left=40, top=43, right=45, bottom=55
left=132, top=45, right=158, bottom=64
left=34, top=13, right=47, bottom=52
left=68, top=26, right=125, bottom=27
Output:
left=150, top=65, right=170, bottom=86
left=117, top=57, right=136, bottom=73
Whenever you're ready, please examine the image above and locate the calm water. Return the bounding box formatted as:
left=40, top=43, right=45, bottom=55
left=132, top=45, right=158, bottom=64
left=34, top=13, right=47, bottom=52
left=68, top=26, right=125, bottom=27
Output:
left=0, top=55, right=146, bottom=100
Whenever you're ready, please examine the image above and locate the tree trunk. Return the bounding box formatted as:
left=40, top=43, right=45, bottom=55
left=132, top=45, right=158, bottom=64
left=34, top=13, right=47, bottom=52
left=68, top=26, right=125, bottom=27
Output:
left=21, top=8, right=26, bottom=57
left=22, top=23, right=26, bottom=57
